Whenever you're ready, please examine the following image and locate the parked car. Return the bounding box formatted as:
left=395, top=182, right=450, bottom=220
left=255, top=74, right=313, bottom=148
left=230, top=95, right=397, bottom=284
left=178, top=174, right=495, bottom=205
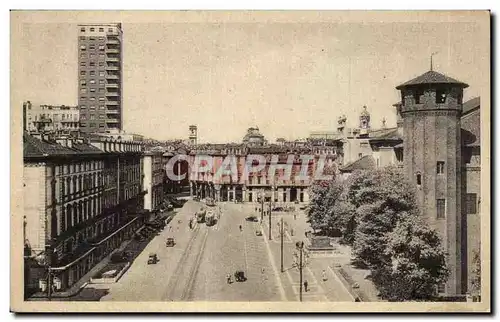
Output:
left=166, top=237, right=175, bottom=247
left=246, top=216, right=259, bottom=222
left=234, top=270, right=247, bottom=282
left=147, top=253, right=158, bottom=265
left=255, top=230, right=263, bottom=236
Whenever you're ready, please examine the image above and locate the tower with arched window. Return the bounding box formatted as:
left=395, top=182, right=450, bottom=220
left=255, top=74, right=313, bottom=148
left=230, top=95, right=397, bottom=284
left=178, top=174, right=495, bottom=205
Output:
left=396, top=68, right=468, bottom=296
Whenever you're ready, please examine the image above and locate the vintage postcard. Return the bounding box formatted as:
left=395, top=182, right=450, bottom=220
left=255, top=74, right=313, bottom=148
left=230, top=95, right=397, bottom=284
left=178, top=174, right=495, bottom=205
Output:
left=10, top=10, right=490, bottom=312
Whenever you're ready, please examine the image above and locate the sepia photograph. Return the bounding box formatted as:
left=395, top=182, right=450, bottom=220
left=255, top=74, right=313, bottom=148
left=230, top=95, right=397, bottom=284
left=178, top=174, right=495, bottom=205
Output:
left=10, top=10, right=490, bottom=312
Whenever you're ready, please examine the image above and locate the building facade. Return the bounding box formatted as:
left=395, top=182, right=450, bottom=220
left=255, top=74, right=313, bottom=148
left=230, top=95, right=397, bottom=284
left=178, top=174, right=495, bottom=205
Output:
left=23, top=133, right=146, bottom=295
left=189, top=128, right=339, bottom=204
left=77, top=23, right=123, bottom=133
left=23, top=101, right=80, bottom=134
left=143, top=151, right=165, bottom=212
left=335, top=69, right=481, bottom=297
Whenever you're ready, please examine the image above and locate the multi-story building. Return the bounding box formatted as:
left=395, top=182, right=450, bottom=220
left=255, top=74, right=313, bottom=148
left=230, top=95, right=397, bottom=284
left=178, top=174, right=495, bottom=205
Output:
left=395, top=69, right=480, bottom=297
left=334, top=68, right=481, bottom=297
left=23, top=101, right=80, bottom=134
left=77, top=23, right=123, bottom=133
left=23, top=133, right=146, bottom=296
left=143, top=150, right=164, bottom=212
left=188, top=128, right=338, bottom=204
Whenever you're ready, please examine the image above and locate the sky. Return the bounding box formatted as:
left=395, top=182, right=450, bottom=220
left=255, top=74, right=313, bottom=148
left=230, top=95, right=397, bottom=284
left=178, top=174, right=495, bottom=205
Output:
left=11, top=12, right=487, bottom=143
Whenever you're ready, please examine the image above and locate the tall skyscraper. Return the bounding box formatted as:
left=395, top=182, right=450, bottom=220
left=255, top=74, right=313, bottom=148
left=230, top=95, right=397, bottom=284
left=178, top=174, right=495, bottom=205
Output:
left=77, top=23, right=123, bottom=133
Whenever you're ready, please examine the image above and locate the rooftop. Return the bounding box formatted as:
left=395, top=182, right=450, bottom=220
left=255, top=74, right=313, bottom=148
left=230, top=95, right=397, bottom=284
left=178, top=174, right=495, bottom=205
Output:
left=396, top=70, right=469, bottom=90
left=339, top=155, right=376, bottom=172
left=462, top=97, right=480, bottom=116
left=23, top=134, right=102, bottom=158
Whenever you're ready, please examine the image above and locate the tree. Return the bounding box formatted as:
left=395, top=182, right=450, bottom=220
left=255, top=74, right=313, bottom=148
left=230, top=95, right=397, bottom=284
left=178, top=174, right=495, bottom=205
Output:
left=306, top=179, right=346, bottom=236
left=350, top=167, right=417, bottom=268
left=372, top=216, right=449, bottom=301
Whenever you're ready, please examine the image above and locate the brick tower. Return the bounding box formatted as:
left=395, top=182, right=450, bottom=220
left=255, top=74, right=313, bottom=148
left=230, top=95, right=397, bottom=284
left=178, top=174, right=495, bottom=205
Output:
left=396, top=68, right=468, bottom=296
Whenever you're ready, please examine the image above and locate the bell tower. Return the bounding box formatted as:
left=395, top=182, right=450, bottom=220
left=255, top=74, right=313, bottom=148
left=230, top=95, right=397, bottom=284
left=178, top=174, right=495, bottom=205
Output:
left=396, top=68, right=468, bottom=296
left=189, top=125, right=198, bottom=146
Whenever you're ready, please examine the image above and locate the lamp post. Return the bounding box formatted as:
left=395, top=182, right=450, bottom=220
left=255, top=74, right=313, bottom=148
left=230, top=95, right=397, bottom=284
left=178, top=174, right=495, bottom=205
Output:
left=260, top=190, right=264, bottom=223
left=294, top=241, right=307, bottom=302
left=268, top=197, right=272, bottom=240
left=268, top=183, right=276, bottom=241
left=280, top=217, right=284, bottom=273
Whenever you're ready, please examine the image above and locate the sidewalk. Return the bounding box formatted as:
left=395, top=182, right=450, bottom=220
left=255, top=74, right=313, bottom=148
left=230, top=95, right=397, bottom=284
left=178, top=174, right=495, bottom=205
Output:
left=262, top=210, right=380, bottom=302
left=29, top=212, right=179, bottom=300
left=29, top=238, right=133, bottom=300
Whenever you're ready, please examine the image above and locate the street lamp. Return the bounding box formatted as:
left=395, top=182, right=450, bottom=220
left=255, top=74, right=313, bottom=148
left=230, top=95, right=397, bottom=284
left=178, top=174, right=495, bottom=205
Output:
left=280, top=217, right=284, bottom=273
left=294, top=241, right=309, bottom=302
left=268, top=183, right=276, bottom=241
left=259, top=190, right=264, bottom=224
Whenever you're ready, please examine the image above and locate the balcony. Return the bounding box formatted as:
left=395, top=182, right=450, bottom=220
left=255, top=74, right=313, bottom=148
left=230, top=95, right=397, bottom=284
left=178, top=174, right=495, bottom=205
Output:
left=106, top=38, right=120, bottom=44
left=106, top=65, right=120, bottom=71
left=106, top=101, right=119, bottom=106
left=106, top=119, right=120, bottom=124
left=105, top=83, right=119, bottom=88
left=106, top=91, right=119, bottom=97
left=106, top=56, right=120, bottom=62
left=106, top=74, right=120, bottom=80
left=106, top=109, right=120, bottom=114
left=106, top=48, right=120, bottom=54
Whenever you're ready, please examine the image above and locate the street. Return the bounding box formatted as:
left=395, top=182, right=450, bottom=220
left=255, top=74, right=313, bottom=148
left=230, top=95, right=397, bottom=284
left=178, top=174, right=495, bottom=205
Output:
left=93, top=200, right=352, bottom=302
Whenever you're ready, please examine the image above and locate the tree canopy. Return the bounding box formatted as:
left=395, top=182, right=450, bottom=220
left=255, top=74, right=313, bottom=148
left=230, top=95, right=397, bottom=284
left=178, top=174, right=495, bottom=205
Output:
left=306, top=166, right=449, bottom=301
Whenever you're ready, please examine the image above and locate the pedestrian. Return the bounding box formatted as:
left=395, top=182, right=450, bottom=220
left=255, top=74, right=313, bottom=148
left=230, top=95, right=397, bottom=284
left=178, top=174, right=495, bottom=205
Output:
left=304, top=280, right=309, bottom=292
left=322, top=269, right=327, bottom=282
left=294, top=214, right=297, bottom=220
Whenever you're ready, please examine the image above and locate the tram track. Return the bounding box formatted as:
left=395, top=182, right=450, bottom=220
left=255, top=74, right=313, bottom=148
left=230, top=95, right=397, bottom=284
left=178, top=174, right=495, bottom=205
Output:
left=162, top=224, right=209, bottom=301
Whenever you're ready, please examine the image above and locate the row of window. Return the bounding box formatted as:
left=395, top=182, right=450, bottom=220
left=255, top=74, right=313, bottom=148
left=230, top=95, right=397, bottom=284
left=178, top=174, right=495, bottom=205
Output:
left=435, top=194, right=478, bottom=219
left=80, top=52, right=107, bottom=59
left=80, top=45, right=106, bottom=51
left=79, top=96, right=107, bottom=102
left=404, top=89, right=463, bottom=106
left=80, top=88, right=106, bottom=94
left=61, top=173, right=104, bottom=198
left=56, top=162, right=104, bottom=175
left=415, top=162, right=448, bottom=185
left=80, top=105, right=106, bottom=110
left=81, top=114, right=106, bottom=120
left=80, top=36, right=106, bottom=41
left=80, top=70, right=107, bottom=77
left=60, top=196, right=102, bottom=233
left=80, top=27, right=114, bottom=33
left=80, top=122, right=106, bottom=128
left=31, top=113, right=78, bottom=121
left=81, top=61, right=105, bottom=68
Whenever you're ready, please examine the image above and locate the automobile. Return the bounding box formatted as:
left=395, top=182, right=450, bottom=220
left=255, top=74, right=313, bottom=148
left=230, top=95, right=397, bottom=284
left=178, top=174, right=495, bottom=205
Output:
left=294, top=200, right=300, bottom=204
left=147, top=253, right=158, bottom=265
left=246, top=216, right=259, bottom=222
left=166, top=237, right=175, bottom=247
left=273, top=206, right=284, bottom=212
left=167, top=204, right=174, bottom=211
left=299, top=205, right=307, bottom=210
left=234, top=270, right=247, bottom=282
left=255, top=230, right=263, bottom=236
